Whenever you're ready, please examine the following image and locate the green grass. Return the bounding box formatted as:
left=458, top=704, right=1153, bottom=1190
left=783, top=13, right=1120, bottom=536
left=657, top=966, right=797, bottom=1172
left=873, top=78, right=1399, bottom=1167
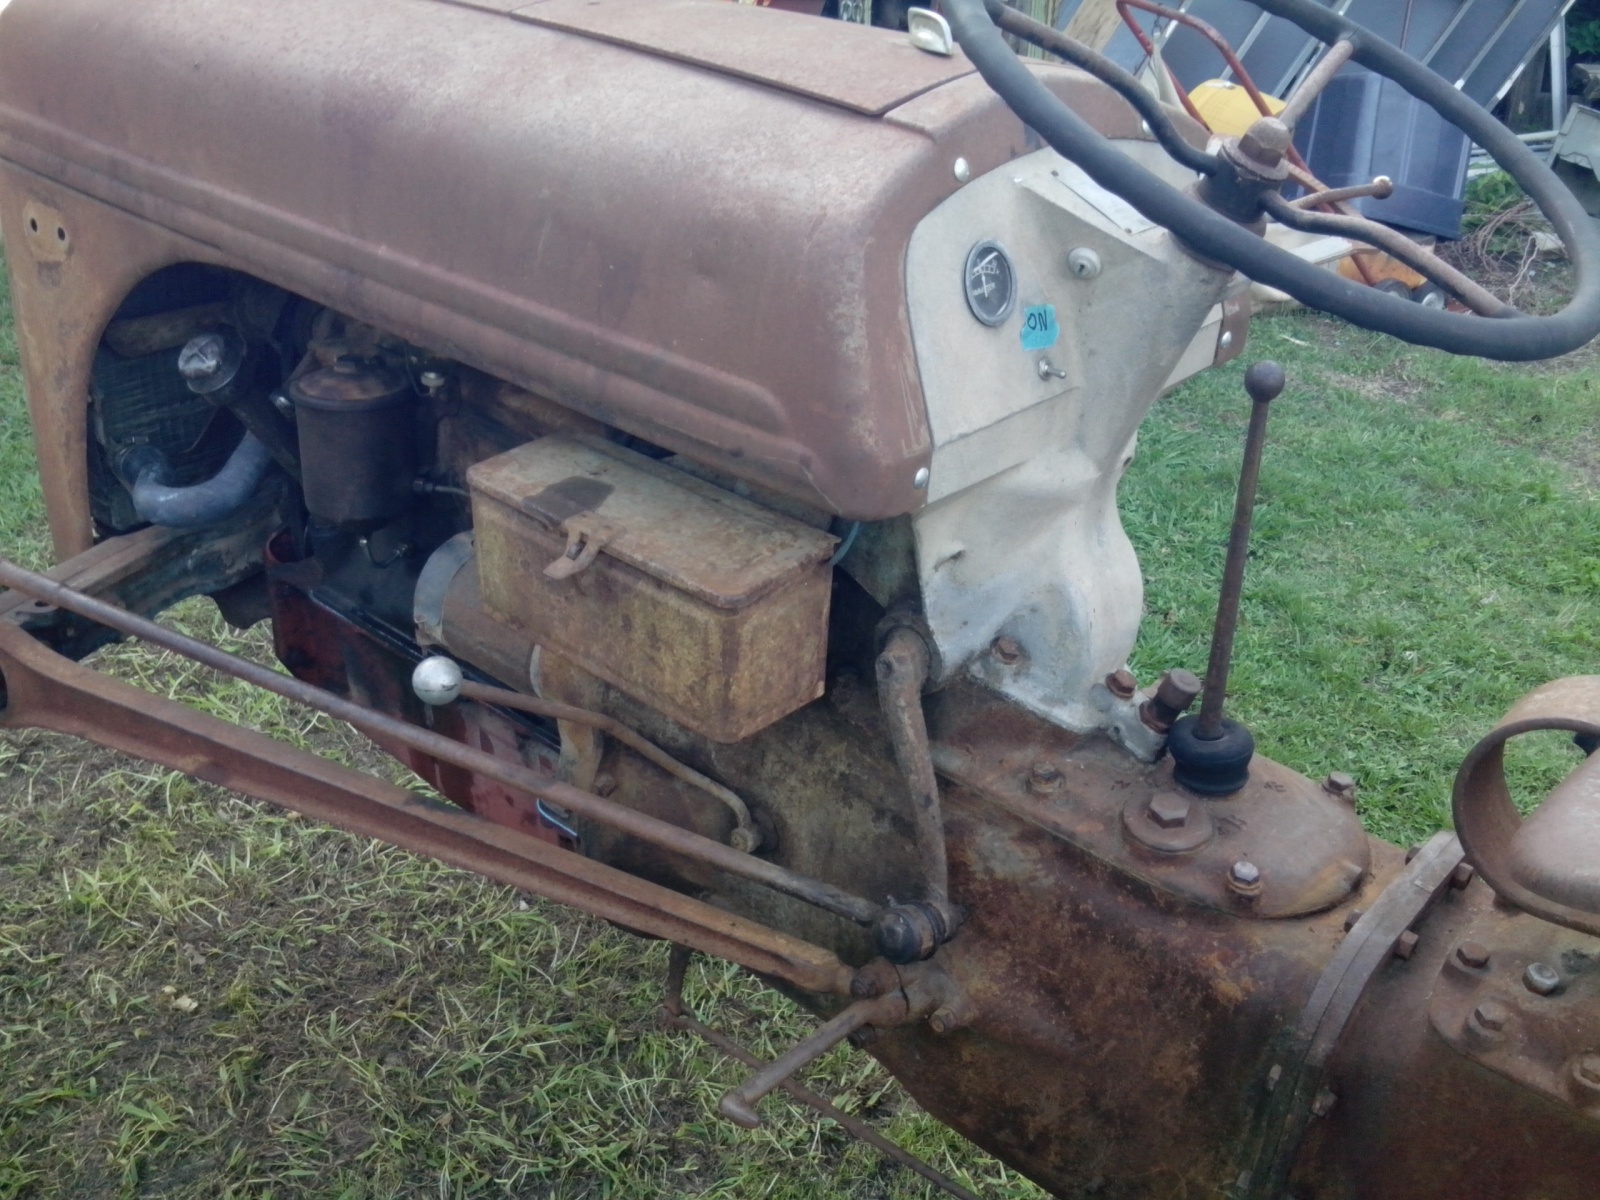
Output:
left=1124, top=315, right=1599, bottom=843
left=1, top=275, right=1597, bottom=1197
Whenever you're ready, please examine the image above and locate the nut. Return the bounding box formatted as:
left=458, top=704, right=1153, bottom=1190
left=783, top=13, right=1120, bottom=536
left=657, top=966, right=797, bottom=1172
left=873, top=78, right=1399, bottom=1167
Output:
left=1524, top=962, right=1562, bottom=996
left=1473, top=999, right=1510, bottom=1033
left=1393, top=930, right=1419, bottom=961
left=1237, top=116, right=1292, bottom=170
left=1321, top=771, right=1356, bottom=801
left=929, top=1006, right=960, bottom=1035
left=991, top=636, right=1023, bottom=666
left=1028, top=762, right=1064, bottom=795
left=1342, top=908, right=1365, bottom=933
left=1146, top=792, right=1191, bottom=830
left=1455, top=941, right=1490, bottom=969
left=1450, top=863, right=1475, bottom=890
left=1105, top=668, right=1138, bottom=700
left=1228, top=860, right=1263, bottom=897
left=1310, top=1089, right=1337, bottom=1118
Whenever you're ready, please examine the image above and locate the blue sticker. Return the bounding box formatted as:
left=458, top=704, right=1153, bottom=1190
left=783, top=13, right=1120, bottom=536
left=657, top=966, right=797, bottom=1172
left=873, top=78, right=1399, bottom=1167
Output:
left=1020, top=304, right=1059, bottom=351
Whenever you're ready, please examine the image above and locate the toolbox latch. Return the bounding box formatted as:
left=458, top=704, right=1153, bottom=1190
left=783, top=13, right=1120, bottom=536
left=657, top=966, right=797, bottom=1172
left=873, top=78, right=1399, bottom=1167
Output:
left=544, top=511, right=623, bottom=580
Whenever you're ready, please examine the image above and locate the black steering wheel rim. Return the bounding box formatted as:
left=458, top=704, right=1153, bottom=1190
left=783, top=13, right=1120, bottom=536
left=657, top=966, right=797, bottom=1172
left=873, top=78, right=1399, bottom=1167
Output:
left=943, top=0, right=1600, bottom=362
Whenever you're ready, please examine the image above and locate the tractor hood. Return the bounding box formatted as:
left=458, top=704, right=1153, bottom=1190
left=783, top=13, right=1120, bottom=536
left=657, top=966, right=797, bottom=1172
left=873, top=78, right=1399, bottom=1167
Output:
left=0, top=0, right=1150, bottom=518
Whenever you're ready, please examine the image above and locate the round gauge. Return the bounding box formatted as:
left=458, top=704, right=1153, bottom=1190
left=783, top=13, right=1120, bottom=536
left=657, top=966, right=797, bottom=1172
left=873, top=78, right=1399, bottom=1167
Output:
left=963, top=240, right=1017, bottom=327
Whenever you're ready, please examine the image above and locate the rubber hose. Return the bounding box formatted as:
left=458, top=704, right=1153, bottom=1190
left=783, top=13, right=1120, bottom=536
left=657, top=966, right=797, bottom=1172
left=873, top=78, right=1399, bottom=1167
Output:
left=124, top=432, right=275, bottom=529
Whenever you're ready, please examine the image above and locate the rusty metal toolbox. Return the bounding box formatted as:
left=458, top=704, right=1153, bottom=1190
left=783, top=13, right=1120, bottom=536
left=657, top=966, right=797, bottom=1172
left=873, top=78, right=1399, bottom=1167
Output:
left=467, top=436, right=836, bottom=742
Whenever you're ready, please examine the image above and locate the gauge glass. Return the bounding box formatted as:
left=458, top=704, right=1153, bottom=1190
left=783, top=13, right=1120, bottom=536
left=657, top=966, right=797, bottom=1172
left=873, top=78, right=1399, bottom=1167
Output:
left=964, top=240, right=1016, bottom=327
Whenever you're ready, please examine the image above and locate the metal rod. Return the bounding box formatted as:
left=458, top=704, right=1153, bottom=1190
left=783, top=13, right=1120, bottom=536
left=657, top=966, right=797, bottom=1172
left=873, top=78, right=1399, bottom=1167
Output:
left=1278, top=38, right=1355, bottom=129
left=0, top=556, right=883, bottom=927
left=456, top=678, right=760, bottom=851
left=716, top=990, right=906, bottom=1129
left=989, top=4, right=1217, bottom=176
left=0, top=621, right=855, bottom=996
left=1261, top=191, right=1515, bottom=318
left=876, top=627, right=949, bottom=906
left=1289, top=175, right=1393, bottom=209
left=662, top=947, right=983, bottom=1200
left=1195, top=362, right=1285, bottom=740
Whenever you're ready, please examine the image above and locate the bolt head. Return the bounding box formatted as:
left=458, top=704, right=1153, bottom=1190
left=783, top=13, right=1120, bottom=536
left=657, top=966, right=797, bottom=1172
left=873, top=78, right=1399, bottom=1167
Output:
left=1238, top=116, right=1292, bottom=168
left=1154, top=668, right=1202, bottom=711
left=991, top=636, right=1023, bottom=666
left=1322, top=771, right=1357, bottom=800
left=1146, top=792, right=1191, bottom=830
left=178, top=332, right=228, bottom=382
left=1230, top=860, right=1261, bottom=887
left=419, top=369, right=447, bottom=390
left=929, top=1006, right=958, bottom=1035
left=1524, top=962, right=1562, bottom=996
left=1028, top=761, right=1064, bottom=795
left=1473, top=999, right=1510, bottom=1032
left=1105, top=668, right=1138, bottom=700
left=1455, top=941, right=1490, bottom=969
left=1310, top=1089, right=1337, bottom=1118
left=411, top=655, right=463, bottom=706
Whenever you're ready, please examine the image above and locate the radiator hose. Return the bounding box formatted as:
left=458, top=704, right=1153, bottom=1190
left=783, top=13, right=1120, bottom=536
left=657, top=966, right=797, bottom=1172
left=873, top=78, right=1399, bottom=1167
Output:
left=118, top=432, right=275, bottom=529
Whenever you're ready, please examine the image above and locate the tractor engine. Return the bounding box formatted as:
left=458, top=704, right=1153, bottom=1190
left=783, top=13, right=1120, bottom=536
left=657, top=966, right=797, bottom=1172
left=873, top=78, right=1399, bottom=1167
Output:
left=0, top=2, right=1596, bottom=1198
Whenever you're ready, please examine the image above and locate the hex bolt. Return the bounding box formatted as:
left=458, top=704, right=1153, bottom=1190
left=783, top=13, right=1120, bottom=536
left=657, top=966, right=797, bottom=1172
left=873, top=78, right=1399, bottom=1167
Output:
left=1321, top=771, right=1357, bottom=802
left=928, top=1006, right=960, bottom=1035
left=1028, top=762, right=1064, bottom=796
left=1473, top=999, right=1510, bottom=1033
left=1105, top=668, right=1138, bottom=700
left=1455, top=941, right=1491, bottom=969
left=1524, top=962, right=1562, bottom=996
left=1572, top=1054, right=1600, bottom=1096
left=1310, top=1089, right=1337, bottom=1118
left=1237, top=116, right=1292, bottom=172
left=1139, top=668, right=1202, bottom=733
left=1450, top=863, right=1476, bottom=890
left=1393, top=930, right=1419, bottom=961
left=991, top=636, right=1024, bottom=666
left=1146, top=792, right=1192, bottom=830
left=1228, top=860, right=1263, bottom=897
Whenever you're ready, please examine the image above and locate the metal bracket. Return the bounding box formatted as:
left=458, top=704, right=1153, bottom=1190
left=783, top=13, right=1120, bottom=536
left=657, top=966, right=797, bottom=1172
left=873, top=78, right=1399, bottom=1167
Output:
left=543, top=511, right=621, bottom=580
left=1235, top=830, right=1466, bottom=1199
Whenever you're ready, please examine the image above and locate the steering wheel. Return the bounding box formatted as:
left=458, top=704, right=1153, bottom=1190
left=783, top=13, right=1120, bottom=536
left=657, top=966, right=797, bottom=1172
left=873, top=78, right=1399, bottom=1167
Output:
left=941, top=0, right=1600, bottom=362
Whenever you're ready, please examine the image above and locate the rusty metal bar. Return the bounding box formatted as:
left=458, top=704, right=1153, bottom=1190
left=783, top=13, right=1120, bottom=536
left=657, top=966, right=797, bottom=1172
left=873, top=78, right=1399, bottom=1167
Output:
left=716, top=989, right=908, bottom=1130
left=1261, top=191, right=1515, bottom=317
left=455, top=677, right=760, bottom=852
left=1196, top=363, right=1284, bottom=739
left=1288, top=176, right=1393, bottom=209
left=661, top=947, right=983, bottom=1200
left=0, top=620, right=855, bottom=996
left=0, top=556, right=883, bottom=928
left=1277, top=37, right=1354, bottom=129
left=876, top=627, right=949, bottom=906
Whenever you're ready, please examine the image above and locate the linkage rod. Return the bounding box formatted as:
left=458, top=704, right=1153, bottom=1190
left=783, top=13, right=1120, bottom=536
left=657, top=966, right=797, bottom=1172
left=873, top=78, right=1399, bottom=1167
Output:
left=0, top=557, right=883, bottom=927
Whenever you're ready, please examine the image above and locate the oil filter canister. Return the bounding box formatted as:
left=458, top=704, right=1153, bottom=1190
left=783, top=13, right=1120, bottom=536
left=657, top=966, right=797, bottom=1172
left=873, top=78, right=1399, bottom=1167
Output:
left=288, top=358, right=417, bottom=531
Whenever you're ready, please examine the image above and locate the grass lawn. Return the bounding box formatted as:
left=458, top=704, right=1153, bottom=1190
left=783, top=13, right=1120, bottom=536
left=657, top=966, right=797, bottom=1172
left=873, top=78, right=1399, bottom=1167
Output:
left=0, top=261, right=1597, bottom=1197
